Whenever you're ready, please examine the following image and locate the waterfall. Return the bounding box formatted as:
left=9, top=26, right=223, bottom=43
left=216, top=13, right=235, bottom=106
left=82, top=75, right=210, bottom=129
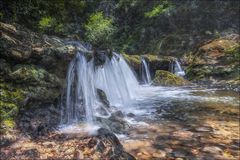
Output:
left=141, top=57, right=152, bottom=84
left=95, top=52, right=140, bottom=107
left=173, top=59, right=185, bottom=77
left=61, top=49, right=140, bottom=125
left=61, top=52, right=98, bottom=124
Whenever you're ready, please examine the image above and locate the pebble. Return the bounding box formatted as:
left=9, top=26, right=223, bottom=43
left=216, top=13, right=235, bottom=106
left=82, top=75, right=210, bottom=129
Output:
left=196, top=127, right=212, bottom=132
left=203, top=146, right=223, bottom=154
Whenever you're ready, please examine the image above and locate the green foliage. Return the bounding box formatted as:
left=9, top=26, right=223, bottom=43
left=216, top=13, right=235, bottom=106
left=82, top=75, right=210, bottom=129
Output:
left=39, top=16, right=64, bottom=34
left=225, top=45, right=240, bottom=61
left=39, top=17, right=56, bottom=30
left=84, top=12, right=115, bottom=49
left=0, top=83, right=24, bottom=131
left=144, top=1, right=172, bottom=18
left=0, top=0, right=239, bottom=53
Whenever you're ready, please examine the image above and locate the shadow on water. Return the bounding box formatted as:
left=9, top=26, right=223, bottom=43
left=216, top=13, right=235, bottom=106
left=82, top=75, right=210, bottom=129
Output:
left=121, top=87, right=240, bottom=159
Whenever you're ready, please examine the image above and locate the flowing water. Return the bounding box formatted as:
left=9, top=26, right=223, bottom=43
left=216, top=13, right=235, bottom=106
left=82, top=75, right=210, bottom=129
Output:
left=60, top=50, right=140, bottom=128
left=60, top=50, right=239, bottom=159
left=173, top=59, right=186, bottom=77
left=141, top=57, right=152, bottom=84
left=119, top=86, right=239, bottom=159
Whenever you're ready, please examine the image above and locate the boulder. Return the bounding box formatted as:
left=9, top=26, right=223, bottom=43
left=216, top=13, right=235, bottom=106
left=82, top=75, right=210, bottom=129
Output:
left=97, top=128, right=136, bottom=160
left=153, top=70, right=188, bottom=86
left=0, top=22, right=76, bottom=134
left=184, top=35, right=240, bottom=90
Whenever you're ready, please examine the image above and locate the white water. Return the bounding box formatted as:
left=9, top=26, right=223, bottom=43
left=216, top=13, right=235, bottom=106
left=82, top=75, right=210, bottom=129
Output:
left=61, top=51, right=141, bottom=126
left=61, top=52, right=98, bottom=124
left=95, top=53, right=140, bottom=107
left=60, top=46, right=239, bottom=137
left=174, top=59, right=185, bottom=77
left=141, top=57, right=152, bottom=84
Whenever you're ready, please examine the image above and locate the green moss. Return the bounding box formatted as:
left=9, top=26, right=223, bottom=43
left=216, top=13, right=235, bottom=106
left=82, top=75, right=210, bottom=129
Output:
left=0, top=83, right=24, bottom=132
left=153, top=70, right=187, bottom=86
left=9, top=65, right=61, bottom=87
left=3, top=119, right=15, bottom=128
left=225, top=44, right=240, bottom=61
left=123, top=54, right=141, bottom=66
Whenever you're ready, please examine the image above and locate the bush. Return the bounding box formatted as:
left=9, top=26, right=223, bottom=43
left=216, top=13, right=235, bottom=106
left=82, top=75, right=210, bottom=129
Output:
left=84, top=12, right=115, bottom=49
left=38, top=16, right=64, bottom=34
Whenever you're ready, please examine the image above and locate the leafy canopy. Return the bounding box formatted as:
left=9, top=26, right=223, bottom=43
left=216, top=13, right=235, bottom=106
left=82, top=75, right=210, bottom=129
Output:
left=84, top=12, right=115, bottom=49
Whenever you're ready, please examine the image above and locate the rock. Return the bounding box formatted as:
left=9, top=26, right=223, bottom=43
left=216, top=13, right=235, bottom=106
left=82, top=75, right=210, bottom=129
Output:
left=0, top=22, right=76, bottom=134
left=127, top=113, right=135, bottom=117
left=172, top=149, right=190, bottom=158
left=153, top=70, right=188, bottom=86
left=73, top=150, right=84, bottom=160
left=42, top=142, right=56, bottom=148
left=111, top=111, right=124, bottom=118
left=9, top=65, right=62, bottom=87
left=195, top=126, right=212, bottom=132
left=185, top=35, right=240, bottom=90
left=123, top=54, right=175, bottom=79
left=203, top=146, right=223, bottom=154
left=97, top=128, right=136, bottom=159
left=97, top=114, right=130, bottom=134
left=97, top=89, right=110, bottom=108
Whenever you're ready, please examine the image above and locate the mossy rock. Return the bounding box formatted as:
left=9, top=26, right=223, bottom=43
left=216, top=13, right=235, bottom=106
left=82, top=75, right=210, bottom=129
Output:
left=9, top=65, right=61, bottom=87
left=0, top=83, right=25, bottom=133
left=122, top=54, right=141, bottom=69
left=153, top=70, right=187, bottom=86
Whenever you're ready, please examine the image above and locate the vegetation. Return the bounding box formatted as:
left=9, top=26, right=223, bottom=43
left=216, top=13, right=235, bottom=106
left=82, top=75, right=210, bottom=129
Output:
left=153, top=70, right=187, bottom=86
left=84, top=12, right=115, bottom=49
left=0, top=0, right=239, bottom=54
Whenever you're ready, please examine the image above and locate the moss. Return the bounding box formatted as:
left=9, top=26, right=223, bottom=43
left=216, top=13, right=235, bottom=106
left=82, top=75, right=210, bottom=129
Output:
left=0, top=83, right=24, bottom=132
left=153, top=70, right=187, bottom=86
left=3, top=119, right=15, bottom=129
left=225, top=44, right=240, bottom=61
left=122, top=54, right=141, bottom=66
left=9, top=65, right=61, bottom=87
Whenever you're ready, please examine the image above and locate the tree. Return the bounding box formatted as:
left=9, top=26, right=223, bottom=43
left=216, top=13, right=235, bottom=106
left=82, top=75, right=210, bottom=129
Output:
left=84, top=12, right=116, bottom=49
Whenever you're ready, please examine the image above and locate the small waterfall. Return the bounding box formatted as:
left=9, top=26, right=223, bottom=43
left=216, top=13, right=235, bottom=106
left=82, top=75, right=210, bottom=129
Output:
left=95, top=52, right=140, bottom=107
left=61, top=48, right=140, bottom=125
left=61, top=52, right=98, bottom=124
left=173, top=59, right=185, bottom=77
left=141, top=57, right=152, bottom=84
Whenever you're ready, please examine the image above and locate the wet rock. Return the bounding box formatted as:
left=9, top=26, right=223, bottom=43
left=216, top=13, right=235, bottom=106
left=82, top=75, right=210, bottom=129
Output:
left=97, top=115, right=130, bottom=134
left=97, top=128, right=136, bottom=159
left=172, top=149, right=190, bottom=158
left=127, top=113, right=135, bottom=117
left=111, top=111, right=124, bottom=118
left=97, top=89, right=110, bottom=108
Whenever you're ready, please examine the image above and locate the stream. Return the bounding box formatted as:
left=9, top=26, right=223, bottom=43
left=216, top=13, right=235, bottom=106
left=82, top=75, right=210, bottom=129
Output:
left=119, top=86, right=240, bottom=159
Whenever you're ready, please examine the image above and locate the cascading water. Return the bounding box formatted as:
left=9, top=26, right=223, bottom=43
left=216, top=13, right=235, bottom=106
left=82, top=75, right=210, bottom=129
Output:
left=60, top=47, right=140, bottom=125
left=173, top=59, right=185, bottom=77
left=141, top=57, right=152, bottom=84
left=61, top=52, right=98, bottom=124
left=95, top=53, right=140, bottom=107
